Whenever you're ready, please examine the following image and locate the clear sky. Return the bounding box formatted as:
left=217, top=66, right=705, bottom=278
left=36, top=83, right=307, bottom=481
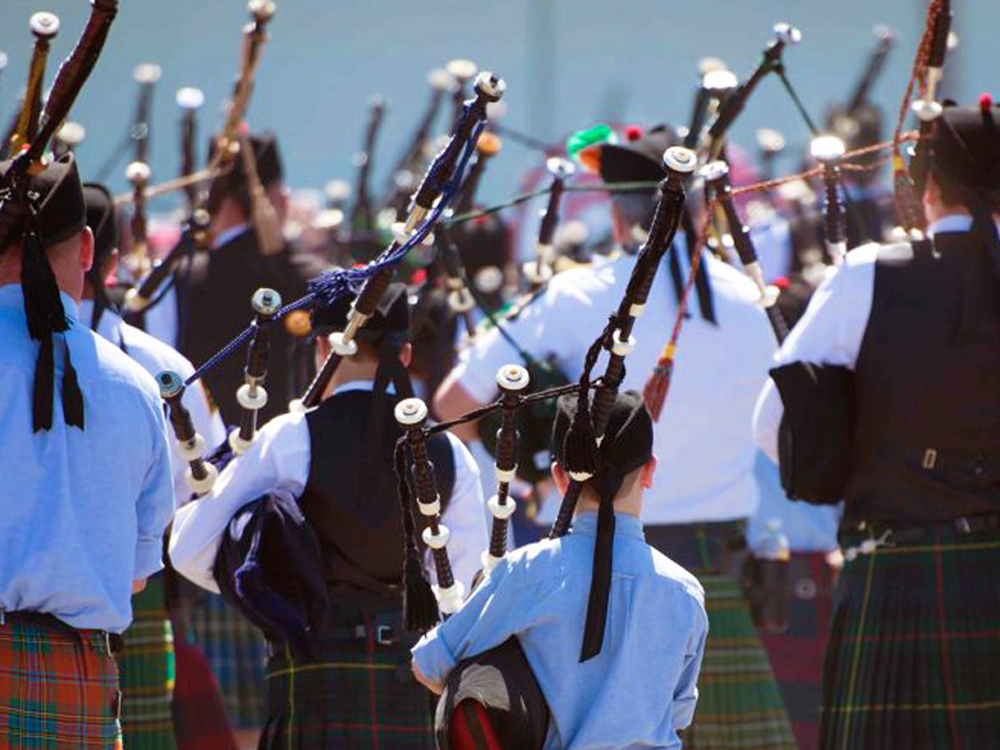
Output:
left=0, top=0, right=994, bottom=211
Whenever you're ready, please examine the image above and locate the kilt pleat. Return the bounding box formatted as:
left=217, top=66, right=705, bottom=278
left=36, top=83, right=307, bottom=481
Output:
left=0, top=619, right=122, bottom=749
left=646, top=522, right=796, bottom=750
left=820, top=525, right=1000, bottom=750
left=188, top=592, right=267, bottom=730
left=758, top=552, right=836, bottom=750
left=118, top=575, right=177, bottom=750
left=259, top=636, right=435, bottom=750
left=685, top=575, right=797, bottom=750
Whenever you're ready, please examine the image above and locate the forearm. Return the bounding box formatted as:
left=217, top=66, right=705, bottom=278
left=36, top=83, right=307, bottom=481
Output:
left=434, top=372, right=484, bottom=442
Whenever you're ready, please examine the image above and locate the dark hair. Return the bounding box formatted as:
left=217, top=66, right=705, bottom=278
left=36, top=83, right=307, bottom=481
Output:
left=932, top=166, right=1000, bottom=213
left=206, top=173, right=252, bottom=219
left=611, top=191, right=658, bottom=232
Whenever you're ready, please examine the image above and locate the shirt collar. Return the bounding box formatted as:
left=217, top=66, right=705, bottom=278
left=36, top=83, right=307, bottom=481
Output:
left=212, top=223, right=250, bottom=250
left=927, top=214, right=1000, bottom=237
left=0, top=284, right=79, bottom=324
left=572, top=511, right=645, bottom=541
left=928, top=214, right=974, bottom=236
left=332, top=379, right=397, bottom=397
left=77, top=299, right=122, bottom=330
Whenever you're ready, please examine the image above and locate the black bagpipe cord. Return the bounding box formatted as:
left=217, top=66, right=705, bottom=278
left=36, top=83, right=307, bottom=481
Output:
left=21, top=218, right=84, bottom=431
left=668, top=206, right=716, bottom=325
left=393, top=434, right=441, bottom=633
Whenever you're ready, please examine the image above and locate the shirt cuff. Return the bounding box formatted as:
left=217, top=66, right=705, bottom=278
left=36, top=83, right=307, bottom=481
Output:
left=134, top=537, right=164, bottom=580
left=411, top=627, right=457, bottom=684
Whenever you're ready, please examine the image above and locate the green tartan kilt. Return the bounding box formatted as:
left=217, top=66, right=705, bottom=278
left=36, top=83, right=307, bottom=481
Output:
left=260, top=636, right=435, bottom=750
left=646, top=522, right=796, bottom=750
left=188, top=591, right=267, bottom=730
left=820, top=524, right=1000, bottom=750
left=685, top=575, right=797, bottom=750
left=118, top=574, right=177, bottom=750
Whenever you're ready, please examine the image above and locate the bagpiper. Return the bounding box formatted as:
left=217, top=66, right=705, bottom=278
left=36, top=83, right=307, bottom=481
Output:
left=0, top=153, right=174, bottom=749
left=755, top=98, right=1000, bottom=748
left=170, top=282, right=489, bottom=749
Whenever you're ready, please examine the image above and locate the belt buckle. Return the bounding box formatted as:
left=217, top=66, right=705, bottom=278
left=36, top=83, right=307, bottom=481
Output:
left=375, top=624, right=395, bottom=646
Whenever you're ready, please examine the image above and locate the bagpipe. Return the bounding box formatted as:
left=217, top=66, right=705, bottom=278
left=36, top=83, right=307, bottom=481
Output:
left=158, top=68, right=507, bottom=495
left=292, top=70, right=506, bottom=412
left=2, top=11, right=60, bottom=159
left=122, top=0, right=278, bottom=315
left=0, top=0, right=120, bottom=250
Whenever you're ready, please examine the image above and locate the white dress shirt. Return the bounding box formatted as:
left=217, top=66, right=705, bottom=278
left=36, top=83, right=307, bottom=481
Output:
left=452, top=250, right=777, bottom=524
left=170, top=380, right=489, bottom=594
left=81, top=301, right=227, bottom=507
left=753, top=215, right=1000, bottom=464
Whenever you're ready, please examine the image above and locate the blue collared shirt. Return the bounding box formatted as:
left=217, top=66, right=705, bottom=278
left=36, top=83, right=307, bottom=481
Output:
left=0, top=285, right=174, bottom=633
left=412, top=512, right=708, bottom=750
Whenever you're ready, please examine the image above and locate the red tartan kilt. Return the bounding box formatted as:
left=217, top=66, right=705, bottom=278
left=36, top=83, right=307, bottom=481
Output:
left=758, top=551, right=837, bottom=750
left=0, top=618, right=122, bottom=749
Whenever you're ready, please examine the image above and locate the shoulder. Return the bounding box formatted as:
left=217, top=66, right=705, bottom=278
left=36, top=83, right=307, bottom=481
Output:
left=259, top=408, right=309, bottom=444
left=81, top=324, right=160, bottom=395
left=647, top=547, right=706, bottom=607
left=500, top=536, right=565, bottom=580
left=539, top=255, right=622, bottom=306
left=120, top=322, right=197, bottom=380
left=72, top=325, right=165, bottom=420
left=703, top=253, right=763, bottom=305
left=818, top=242, right=881, bottom=295
left=444, top=431, right=479, bottom=475
left=701, top=254, right=773, bottom=336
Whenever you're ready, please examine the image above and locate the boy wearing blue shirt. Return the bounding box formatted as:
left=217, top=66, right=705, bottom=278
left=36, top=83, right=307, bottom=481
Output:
left=412, top=391, right=708, bottom=750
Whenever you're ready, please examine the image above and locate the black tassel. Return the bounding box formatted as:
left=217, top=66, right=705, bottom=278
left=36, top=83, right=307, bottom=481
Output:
left=62, top=344, right=84, bottom=430
left=32, top=337, right=55, bottom=432
left=403, top=544, right=440, bottom=634
left=394, top=441, right=440, bottom=633
left=562, top=330, right=608, bottom=478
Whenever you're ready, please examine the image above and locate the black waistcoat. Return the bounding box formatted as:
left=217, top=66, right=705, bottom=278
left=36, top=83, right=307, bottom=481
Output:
left=175, top=229, right=314, bottom=426
left=848, top=232, right=1000, bottom=521
left=299, top=390, right=456, bottom=601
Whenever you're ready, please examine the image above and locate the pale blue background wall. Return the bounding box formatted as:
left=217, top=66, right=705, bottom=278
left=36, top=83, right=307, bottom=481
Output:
left=0, top=0, right=995, bottom=209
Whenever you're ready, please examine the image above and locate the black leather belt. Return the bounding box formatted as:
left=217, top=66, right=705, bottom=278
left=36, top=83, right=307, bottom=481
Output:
left=846, top=512, right=1000, bottom=543
left=266, top=613, right=417, bottom=657
left=0, top=610, right=122, bottom=654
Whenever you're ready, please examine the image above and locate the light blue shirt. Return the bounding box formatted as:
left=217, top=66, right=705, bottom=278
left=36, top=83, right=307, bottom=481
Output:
left=412, top=512, right=708, bottom=750
left=0, top=285, right=174, bottom=633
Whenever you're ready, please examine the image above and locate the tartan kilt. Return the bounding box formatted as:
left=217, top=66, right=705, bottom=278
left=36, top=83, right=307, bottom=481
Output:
left=758, top=551, right=837, bottom=750
left=118, top=574, right=176, bottom=750
left=820, top=524, right=1000, bottom=750
left=259, top=636, right=435, bottom=750
left=188, top=591, right=267, bottom=730
left=169, top=614, right=238, bottom=750
left=0, top=618, right=122, bottom=749
left=646, top=522, right=796, bottom=750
